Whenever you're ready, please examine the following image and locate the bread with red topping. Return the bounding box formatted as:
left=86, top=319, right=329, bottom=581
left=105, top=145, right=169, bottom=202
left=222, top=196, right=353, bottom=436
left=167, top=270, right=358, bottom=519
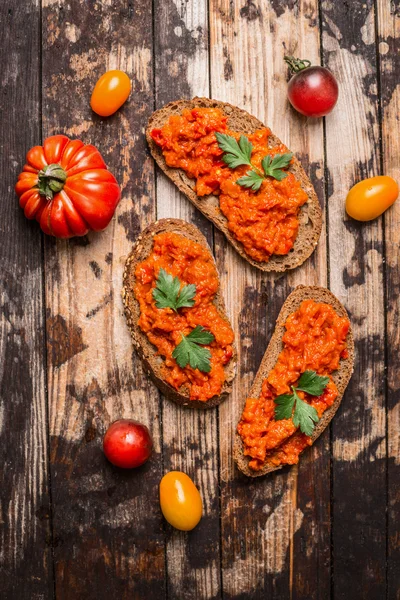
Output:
left=234, top=285, right=354, bottom=476
left=122, top=218, right=237, bottom=409
left=147, top=98, right=322, bottom=273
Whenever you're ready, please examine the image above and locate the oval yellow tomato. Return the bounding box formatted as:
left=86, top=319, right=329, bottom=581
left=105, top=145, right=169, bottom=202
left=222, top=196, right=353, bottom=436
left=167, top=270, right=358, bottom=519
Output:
left=159, top=471, right=202, bottom=531
left=90, top=70, right=131, bottom=117
left=346, top=175, right=398, bottom=221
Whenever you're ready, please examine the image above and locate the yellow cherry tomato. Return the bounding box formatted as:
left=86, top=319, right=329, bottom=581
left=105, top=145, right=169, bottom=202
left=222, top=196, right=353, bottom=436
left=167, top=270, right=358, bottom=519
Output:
left=90, top=70, right=131, bottom=117
left=346, top=175, right=398, bottom=221
left=159, top=471, right=203, bottom=531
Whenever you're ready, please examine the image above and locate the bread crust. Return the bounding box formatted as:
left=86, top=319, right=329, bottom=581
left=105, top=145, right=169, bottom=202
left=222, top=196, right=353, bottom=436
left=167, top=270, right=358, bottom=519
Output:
left=122, top=218, right=237, bottom=409
left=147, top=97, right=323, bottom=273
left=234, top=285, right=354, bottom=476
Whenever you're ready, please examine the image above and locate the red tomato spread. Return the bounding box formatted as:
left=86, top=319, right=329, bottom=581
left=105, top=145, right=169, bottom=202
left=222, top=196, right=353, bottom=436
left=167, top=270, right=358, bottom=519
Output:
left=151, top=108, right=308, bottom=263
left=237, top=300, right=350, bottom=470
left=134, top=232, right=234, bottom=401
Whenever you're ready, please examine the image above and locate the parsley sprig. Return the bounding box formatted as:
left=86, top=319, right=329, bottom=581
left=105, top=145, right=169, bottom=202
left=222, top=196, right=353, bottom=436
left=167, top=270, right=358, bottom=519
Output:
left=172, top=326, right=215, bottom=373
left=215, top=132, right=293, bottom=192
left=152, top=268, right=196, bottom=312
left=152, top=270, right=214, bottom=372
left=215, top=133, right=253, bottom=169
left=274, top=370, right=330, bottom=436
left=261, top=154, right=294, bottom=181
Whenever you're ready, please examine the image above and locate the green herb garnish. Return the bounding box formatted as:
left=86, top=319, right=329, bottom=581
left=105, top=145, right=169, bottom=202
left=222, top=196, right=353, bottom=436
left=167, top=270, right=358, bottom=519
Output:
left=296, top=370, right=330, bottom=396
left=215, top=131, right=293, bottom=191
left=261, top=154, right=294, bottom=181
left=152, top=268, right=196, bottom=312
left=215, top=132, right=253, bottom=169
left=237, top=170, right=265, bottom=191
left=172, top=326, right=215, bottom=373
left=274, top=370, right=330, bottom=436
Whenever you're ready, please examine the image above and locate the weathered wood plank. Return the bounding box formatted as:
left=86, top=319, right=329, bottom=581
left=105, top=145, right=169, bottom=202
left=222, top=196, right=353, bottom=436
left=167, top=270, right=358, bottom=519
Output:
left=376, top=0, right=400, bottom=596
left=321, top=1, right=387, bottom=597
left=209, top=5, right=269, bottom=595
left=282, top=5, right=330, bottom=598
left=2, top=0, right=394, bottom=597
left=153, top=2, right=222, bottom=598
left=0, top=1, right=54, bottom=598
left=209, top=1, right=328, bottom=598
left=41, top=1, right=165, bottom=598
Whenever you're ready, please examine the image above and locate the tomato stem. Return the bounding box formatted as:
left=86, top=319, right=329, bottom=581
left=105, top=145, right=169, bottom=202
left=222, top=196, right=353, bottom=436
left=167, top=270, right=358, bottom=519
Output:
left=37, top=163, right=67, bottom=200
left=284, top=55, right=312, bottom=74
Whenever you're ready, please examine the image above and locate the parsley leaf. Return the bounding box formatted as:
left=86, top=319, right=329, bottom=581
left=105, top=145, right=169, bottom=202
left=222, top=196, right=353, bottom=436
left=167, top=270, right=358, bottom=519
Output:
left=273, top=370, right=329, bottom=436
left=261, top=153, right=293, bottom=181
left=184, top=326, right=215, bottom=345
left=296, top=370, right=330, bottom=396
left=215, top=132, right=294, bottom=189
left=274, top=394, right=296, bottom=420
left=215, top=132, right=253, bottom=169
left=236, top=170, right=265, bottom=192
left=292, top=389, right=319, bottom=437
left=152, top=268, right=196, bottom=312
left=172, top=326, right=215, bottom=373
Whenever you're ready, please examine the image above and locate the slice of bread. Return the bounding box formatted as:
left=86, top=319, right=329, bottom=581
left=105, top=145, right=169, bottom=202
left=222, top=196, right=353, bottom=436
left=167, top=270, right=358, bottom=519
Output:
left=234, top=285, right=354, bottom=476
left=122, top=218, right=237, bottom=409
left=147, top=98, right=322, bottom=273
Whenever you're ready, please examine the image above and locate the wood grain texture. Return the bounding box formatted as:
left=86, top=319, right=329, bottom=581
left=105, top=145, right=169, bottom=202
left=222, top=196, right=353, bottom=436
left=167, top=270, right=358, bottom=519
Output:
left=209, top=1, right=328, bottom=598
left=0, top=1, right=54, bottom=598
left=321, top=1, right=387, bottom=598
left=376, top=1, right=400, bottom=597
left=153, top=2, right=221, bottom=598
left=279, top=4, right=330, bottom=599
left=41, top=1, right=165, bottom=598
left=209, top=3, right=271, bottom=595
left=2, top=0, right=399, bottom=597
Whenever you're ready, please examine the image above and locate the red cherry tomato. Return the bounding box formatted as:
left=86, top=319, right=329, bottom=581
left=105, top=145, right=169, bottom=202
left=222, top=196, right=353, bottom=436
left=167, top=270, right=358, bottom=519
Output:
left=103, top=420, right=153, bottom=468
left=285, top=56, right=338, bottom=118
left=90, top=70, right=131, bottom=117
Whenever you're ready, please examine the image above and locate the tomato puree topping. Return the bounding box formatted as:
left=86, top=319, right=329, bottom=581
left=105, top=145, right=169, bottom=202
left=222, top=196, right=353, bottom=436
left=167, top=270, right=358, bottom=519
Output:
left=237, top=300, right=350, bottom=470
left=151, top=108, right=308, bottom=263
left=134, top=232, right=234, bottom=401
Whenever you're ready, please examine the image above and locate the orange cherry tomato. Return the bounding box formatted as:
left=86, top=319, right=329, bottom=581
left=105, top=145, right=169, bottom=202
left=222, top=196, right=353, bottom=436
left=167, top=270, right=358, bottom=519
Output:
left=346, top=175, right=398, bottom=221
left=90, top=70, right=131, bottom=117
left=159, top=471, right=202, bottom=531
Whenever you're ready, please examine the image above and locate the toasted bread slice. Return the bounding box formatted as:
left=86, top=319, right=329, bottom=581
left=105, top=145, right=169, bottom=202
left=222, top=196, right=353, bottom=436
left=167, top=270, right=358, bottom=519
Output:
left=122, top=218, right=237, bottom=409
left=147, top=98, right=322, bottom=273
left=234, top=285, right=354, bottom=476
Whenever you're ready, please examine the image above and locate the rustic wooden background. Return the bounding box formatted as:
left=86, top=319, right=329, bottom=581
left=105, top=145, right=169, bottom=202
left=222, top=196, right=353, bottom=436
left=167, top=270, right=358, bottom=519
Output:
left=1, top=0, right=399, bottom=598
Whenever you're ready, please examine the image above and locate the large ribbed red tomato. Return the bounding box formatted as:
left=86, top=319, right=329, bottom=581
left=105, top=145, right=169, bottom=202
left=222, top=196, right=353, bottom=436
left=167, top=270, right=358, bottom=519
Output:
left=15, top=135, right=121, bottom=238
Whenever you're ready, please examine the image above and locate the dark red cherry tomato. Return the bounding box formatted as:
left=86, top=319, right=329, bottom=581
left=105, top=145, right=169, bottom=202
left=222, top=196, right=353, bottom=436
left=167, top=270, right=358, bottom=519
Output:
left=103, top=419, right=153, bottom=468
left=285, top=56, right=339, bottom=118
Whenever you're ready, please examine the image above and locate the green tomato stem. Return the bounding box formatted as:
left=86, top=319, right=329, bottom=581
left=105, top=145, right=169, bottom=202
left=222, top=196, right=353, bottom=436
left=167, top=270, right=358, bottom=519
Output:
left=284, top=55, right=312, bottom=74
left=37, top=163, right=67, bottom=200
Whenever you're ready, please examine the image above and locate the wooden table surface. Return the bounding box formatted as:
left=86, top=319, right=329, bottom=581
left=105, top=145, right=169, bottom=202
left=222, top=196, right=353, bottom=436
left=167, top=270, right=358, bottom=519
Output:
left=2, top=0, right=399, bottom=598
